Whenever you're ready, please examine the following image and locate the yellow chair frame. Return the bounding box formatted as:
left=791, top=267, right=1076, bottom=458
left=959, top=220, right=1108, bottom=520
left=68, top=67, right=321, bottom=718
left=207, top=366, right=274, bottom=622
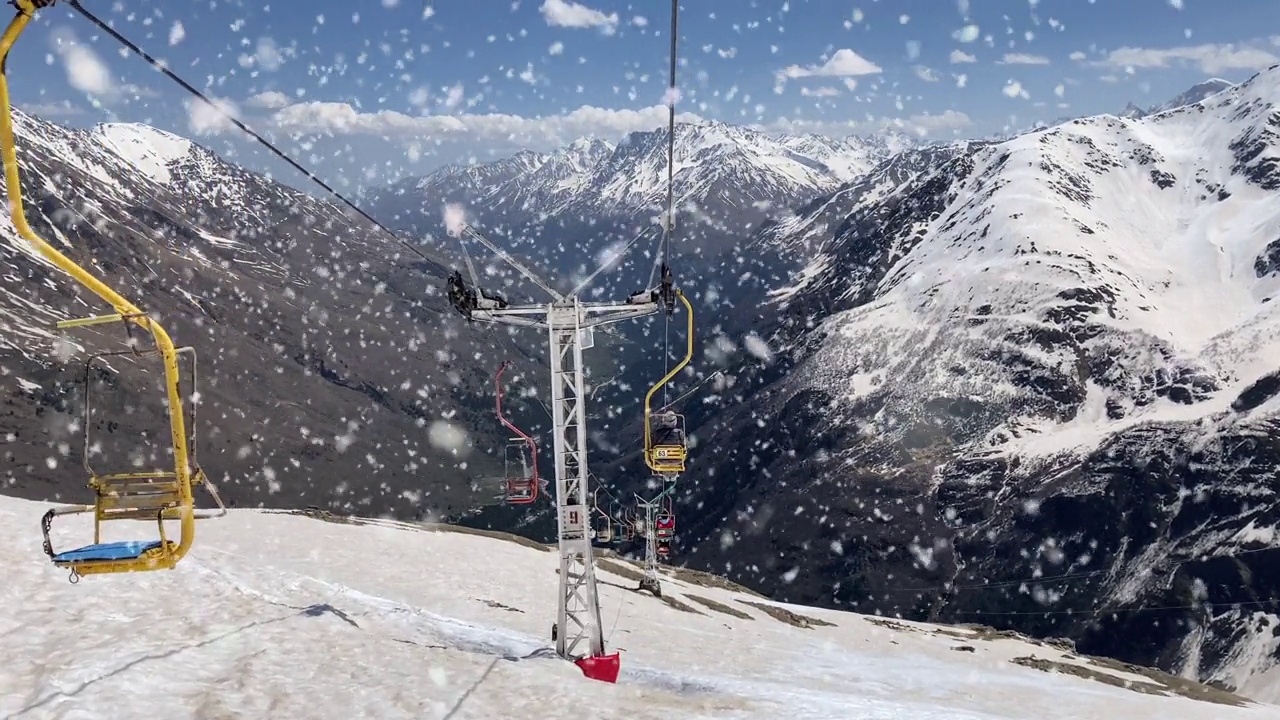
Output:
left=0, top=1, right=220, bottom=580
left=643, top=290, right=694, bottom=475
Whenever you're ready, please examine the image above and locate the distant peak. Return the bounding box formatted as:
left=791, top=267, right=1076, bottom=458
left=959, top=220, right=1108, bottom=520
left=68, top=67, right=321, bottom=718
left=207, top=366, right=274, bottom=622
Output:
left=94, top=121, right=190, bottom=143
left=566, top=136, right=611, bottom=151
left=93, top=122, right=198, bottom=186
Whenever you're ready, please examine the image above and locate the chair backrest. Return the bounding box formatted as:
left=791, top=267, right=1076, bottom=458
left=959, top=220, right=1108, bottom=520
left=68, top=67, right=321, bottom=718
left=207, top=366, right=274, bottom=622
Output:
left=504, top=439, right=532, bottom=479
left=93, top=472, right=183, bottom=522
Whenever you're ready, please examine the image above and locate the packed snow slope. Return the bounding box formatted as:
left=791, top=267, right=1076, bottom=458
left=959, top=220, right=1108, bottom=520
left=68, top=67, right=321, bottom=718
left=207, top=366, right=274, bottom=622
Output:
left=671, top=67, right=1280, bottom=697
left=1, top=494, right=1274, bottom=720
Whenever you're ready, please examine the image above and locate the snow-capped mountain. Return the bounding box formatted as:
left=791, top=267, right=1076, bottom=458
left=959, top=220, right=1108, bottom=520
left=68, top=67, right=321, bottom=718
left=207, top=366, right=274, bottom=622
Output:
left=405, top=149, right=551, bottom=211
left=368, top=140, right=611, bottom=227
left=504, top=137, right=615, bottom=212
left=366, top=122, right=896, bottom=248
left=569, top=122, right=885, bottom=221
left=0, top=112, right=521, bottom=518
left=777, top=132, right=910, bottom=183
left=673, top=65, right=1280, bottom=694
left=1121, top=78, right=1236, bottom=119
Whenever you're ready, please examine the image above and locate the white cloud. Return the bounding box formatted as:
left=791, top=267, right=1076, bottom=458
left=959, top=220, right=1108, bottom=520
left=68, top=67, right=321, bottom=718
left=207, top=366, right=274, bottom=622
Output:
left=800, top=86, right=841, bottom=97
left=263, top=102, right=702, bottom=148
left=1069, top=51, right=1087, bottom=61
left=888, top=110, right=972, bottom=135
left=1002, top=80, right=1029, bottom=99
left=1092, top=39, right=1280, bottom=73
left=1001, top=53, right=1050, bottom=65
left=758, top=110, right=972, bottom=138
left=169, top=21, right=185, bottom=46
left=540, top=0, right=618, bottom=33
left=25, top=100, right=85, bottom=118
left=248, top=90, right=291, bottom=109
left=443, top=83, right=464, bottom=109
left=778, top=48, right=882, bottom=79
left=237, top=37, right=289, bottom=71
left=239, top=98, right=970, bottom=161
left=117, top=83, right=160, bottom=99
left=187, top=96, right=241, bottom=135
left=950, top=50, right=976, bottom=64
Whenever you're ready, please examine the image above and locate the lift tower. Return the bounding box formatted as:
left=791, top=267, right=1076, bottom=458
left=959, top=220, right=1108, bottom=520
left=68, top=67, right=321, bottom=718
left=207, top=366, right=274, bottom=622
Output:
left=443, top=0, right=686, bottom=683
left=446, top=223, right=675, bottom=681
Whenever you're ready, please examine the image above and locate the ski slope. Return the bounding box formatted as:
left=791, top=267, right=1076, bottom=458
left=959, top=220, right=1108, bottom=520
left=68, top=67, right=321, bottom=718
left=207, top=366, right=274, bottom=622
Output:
left=1, top=494, right=1275, bottom=720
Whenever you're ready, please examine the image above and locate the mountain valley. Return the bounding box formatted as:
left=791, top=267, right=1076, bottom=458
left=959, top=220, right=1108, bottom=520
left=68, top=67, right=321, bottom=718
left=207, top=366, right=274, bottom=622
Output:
left=1, top=67, right=1278, bottom=702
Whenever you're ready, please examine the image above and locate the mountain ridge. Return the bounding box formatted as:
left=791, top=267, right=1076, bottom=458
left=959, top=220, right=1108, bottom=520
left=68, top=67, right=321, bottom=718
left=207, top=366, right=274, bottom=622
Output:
left=365, top=120, right=902, bottom=243
left=667, top=65, right=1280, bottom=696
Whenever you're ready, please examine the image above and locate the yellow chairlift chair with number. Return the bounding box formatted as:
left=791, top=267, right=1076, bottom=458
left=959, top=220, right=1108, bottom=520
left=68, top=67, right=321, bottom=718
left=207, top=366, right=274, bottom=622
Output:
left=643, top=290, right=694, bottom=476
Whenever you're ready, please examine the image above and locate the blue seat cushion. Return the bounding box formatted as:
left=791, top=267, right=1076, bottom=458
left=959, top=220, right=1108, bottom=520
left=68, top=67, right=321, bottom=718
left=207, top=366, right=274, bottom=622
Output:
left=53, top=540, right=164, bottom=563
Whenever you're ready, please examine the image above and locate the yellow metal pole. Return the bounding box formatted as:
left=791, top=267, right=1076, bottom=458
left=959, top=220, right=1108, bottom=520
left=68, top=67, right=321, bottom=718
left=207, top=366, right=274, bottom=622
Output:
left=0, top=2, right=194, bottom=562
left=643, top=290, right=694, bottom=472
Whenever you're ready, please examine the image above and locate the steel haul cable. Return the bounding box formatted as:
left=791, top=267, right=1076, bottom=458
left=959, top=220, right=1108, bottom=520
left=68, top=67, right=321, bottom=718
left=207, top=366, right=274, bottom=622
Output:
left=64, top=0, right=437, bottom=270
left=664, top=0, right=680, bottom=406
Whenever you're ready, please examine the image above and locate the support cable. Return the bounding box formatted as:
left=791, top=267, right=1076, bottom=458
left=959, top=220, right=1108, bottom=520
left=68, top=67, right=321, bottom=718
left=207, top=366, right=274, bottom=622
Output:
left=64, top=0, right=435, bottom=268
left=659, top=0, right=680, bottom=407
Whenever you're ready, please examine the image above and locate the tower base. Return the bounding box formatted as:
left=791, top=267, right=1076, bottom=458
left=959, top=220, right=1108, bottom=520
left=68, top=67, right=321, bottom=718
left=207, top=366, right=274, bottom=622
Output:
left=574, top=653, right=621, bottom=683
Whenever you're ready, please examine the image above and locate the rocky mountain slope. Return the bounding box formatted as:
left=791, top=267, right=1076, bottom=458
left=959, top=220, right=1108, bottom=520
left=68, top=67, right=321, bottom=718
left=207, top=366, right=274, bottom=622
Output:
left=670, top=68, right=1280, bottom=695
left=0, top=113, right=525, bottom=518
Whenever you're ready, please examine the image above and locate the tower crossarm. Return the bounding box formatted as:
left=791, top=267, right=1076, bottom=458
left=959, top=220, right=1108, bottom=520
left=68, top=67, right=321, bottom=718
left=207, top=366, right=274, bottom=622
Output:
left=473, top=301, right=661, bottom=330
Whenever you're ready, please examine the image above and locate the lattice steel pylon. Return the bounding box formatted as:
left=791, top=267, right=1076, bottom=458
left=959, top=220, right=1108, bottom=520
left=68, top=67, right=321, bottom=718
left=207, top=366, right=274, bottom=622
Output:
left=445, top=223, right=666, bottom=682
left=637, top=494, right=662, bottom=597
left=635, top=476, right=676, bottom=597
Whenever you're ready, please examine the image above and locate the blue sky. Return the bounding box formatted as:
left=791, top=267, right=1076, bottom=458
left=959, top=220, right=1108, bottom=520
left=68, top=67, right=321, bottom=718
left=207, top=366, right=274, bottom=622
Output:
left=11, top=0, right=1280, bottom=189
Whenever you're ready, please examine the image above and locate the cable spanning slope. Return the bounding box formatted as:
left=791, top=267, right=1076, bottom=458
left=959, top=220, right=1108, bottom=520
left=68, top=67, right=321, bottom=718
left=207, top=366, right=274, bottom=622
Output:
left=2, top=493, right=1274, bottom=717
left=676, top=65, right=1280, bottom=693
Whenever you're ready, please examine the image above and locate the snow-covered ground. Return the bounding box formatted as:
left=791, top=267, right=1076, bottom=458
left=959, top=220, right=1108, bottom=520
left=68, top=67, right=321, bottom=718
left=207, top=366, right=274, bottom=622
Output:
left=1, top=494, right=1276, bottom=719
